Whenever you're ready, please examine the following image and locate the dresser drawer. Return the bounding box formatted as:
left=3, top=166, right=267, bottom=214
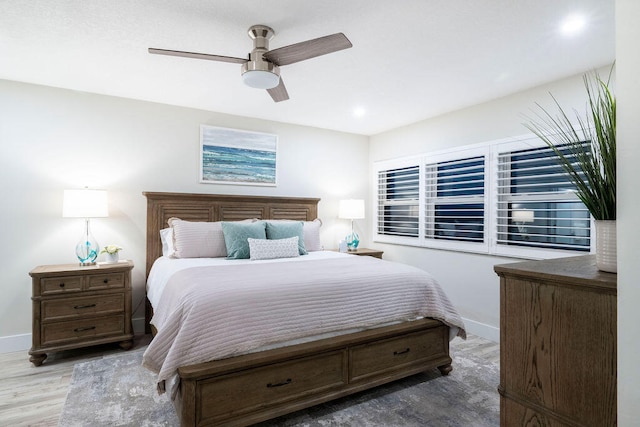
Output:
left=41, top=276, right=83, bottom=295
left=41, top=294, right=124, bottom=321
left=349, top=327, right=447, bottom=382
left=86, top=272, right=125, bottom=290
left=41, top=315, right=125, bottom=346
left=197, top=350, right=346, bottom=424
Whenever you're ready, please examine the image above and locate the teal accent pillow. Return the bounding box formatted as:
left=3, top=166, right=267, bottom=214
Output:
left=265, top=221, right=307, bottom=255
left=221, top=221, right=267, bottom=259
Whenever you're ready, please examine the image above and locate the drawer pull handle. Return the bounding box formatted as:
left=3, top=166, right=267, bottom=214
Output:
left=74, top=304, right=97, bottom=309
left=394, top=348, right=411, bottom=356
left=74, top=326, right=96, bottom=332
left=267, top=378, right=292, bottom=388
left=59, top=283, right=65, bottom=288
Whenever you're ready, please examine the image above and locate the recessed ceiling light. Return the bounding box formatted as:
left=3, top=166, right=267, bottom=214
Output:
left=353, top=107, right=366, bottom=117
left=560, top=14, right=586, bottom=36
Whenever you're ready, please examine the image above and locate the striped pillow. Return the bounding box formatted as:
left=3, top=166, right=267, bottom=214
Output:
left=167, top=218, right=254, bottom=258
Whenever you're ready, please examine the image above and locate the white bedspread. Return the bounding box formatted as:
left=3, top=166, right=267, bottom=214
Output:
left=142, top=253, right=466, bottom=393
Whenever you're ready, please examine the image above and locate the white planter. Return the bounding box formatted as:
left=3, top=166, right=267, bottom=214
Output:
left=104, top=252, right=120, bottom=264
left=595, top=220, right=617, bottom=273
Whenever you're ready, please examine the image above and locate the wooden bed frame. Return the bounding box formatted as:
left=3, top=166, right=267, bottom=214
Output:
left=144, top=191, right=453, bottom=427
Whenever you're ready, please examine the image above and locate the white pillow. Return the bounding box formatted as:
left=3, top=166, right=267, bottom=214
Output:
left=159, top=228, right=175, bottom=257
left=167, top=218, right=227, bottom=258
left=167, top=218, right=256, bottom=258
left=248, top=236, right=300, bottom=260
left=303, top=219, right=323, bottom=251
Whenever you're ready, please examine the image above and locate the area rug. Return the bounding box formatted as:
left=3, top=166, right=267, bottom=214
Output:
left=58, top=342, right=499, bottom=426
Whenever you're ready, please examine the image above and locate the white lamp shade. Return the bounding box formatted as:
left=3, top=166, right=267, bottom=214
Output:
left=339, top=199, right=365, bottom=219
left=63, top=189, right=109, bottom=218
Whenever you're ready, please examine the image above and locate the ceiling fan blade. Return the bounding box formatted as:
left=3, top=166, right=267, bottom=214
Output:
left=263, top=33, right=352, bottom=66
left=148, top=48, right=247, bottom=64
left=267, top=78, right=289, bottom=102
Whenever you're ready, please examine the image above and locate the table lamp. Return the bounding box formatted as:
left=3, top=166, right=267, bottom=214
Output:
left=63, top=188, right=108, bottom=265
left=339, top=199, right=365, bottom=251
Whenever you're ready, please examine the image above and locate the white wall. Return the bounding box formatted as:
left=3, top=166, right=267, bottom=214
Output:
left=616, top=0, right=640, bottom=424
left=368, top=70, right=607, bottom=341
left=0, top=80, right=369, bottom=350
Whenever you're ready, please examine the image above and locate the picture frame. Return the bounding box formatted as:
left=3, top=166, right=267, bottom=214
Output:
left=200, top=125, right=278, bottom=186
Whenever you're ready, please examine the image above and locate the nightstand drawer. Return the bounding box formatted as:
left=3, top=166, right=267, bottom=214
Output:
left=41, top=315, right=125, bottom=346
left=349, top=327, right=447, bottom=382
left=42, top=294, right=124, bottom=321
left=86, top=272, right=125, bottom=290
left=41, top=276, right=83, bottom=295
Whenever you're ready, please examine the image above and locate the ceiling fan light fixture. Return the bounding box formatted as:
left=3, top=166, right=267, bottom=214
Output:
left=241, top=60, right=280, bottom=89
left=242, top=70, right=280, bottom=89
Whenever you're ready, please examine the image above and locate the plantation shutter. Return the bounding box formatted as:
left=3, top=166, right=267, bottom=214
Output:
left=425, top=156, right=485, bottom=243
left=496, top=143, right=591, bottom=251
left=377, top=165, right=420, bottom=237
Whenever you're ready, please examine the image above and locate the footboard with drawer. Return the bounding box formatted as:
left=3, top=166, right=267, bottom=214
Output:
left=176, top=318, right=451, bottom=426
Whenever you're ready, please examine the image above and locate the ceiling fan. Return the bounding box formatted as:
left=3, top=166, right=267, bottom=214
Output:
left=149, top=25, right=352, bottom=102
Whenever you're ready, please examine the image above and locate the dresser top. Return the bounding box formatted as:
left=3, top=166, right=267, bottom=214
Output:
left=29, top=260, right=134, bottom=277
left=494, top=255, right=616, bottom=292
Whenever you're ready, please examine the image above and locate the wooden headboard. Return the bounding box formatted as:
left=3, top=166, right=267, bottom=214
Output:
left=143, top=191, right=320, bottom=278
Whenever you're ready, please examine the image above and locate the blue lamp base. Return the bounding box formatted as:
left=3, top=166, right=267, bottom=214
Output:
left=75, top=218, right=99, bottom=266
left=346, top=231, right=360, bottom=251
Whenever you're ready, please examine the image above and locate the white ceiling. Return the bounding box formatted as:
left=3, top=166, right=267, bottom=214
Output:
left=0, top=0, right=614, bottom=136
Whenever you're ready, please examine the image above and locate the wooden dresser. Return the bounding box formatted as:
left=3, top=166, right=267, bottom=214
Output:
left=29, top=260, right=134, bottom=366
left=494, top=255, right=616, bottom=426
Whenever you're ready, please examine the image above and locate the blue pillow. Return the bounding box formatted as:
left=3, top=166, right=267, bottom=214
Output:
left=221, top=221, right=267, bottom=259
left=265, top=221, right=307, bottom=255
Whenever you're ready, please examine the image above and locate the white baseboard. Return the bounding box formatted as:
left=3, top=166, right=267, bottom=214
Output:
left=0, top=317, right=148, bottom=355
left=0, top=333, right=31, bottom=354
left=132, top=316, right=146, bottom=335
left=461, top=317, right=500, bottom=343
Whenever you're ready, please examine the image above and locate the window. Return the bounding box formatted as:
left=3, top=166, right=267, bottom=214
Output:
left=495, top=142, right=591, bottom=256
left=425, top=156, right=485, bottom=244
left=374, top=146, right=489, bottom=252
left=373, top=136, right=593, bottom=259
left=377, top=164, right=419, bottom=238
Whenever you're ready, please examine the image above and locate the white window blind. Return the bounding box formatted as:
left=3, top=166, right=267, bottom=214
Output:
left=373, top=136, right=592, bottom=259
left=496, top=143, right=591, bottom=252
left=377, top=165, right=420, bottom=238
left=425, top=156, right=485, bottom=243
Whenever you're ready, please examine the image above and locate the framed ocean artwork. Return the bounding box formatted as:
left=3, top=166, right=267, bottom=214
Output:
left=200, top=125, right=278, bottom=186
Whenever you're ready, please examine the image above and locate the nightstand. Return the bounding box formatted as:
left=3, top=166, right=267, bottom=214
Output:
left=341, top=248, right=384, bottom=259
left=28, top=260, right=134, bottom=366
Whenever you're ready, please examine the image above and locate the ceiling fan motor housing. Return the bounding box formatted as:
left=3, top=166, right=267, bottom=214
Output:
left=241, top=25, right=280, bottom=89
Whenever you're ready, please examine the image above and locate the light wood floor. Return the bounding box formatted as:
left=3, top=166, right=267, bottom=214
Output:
left=0, top=334, right=497, bottom=427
